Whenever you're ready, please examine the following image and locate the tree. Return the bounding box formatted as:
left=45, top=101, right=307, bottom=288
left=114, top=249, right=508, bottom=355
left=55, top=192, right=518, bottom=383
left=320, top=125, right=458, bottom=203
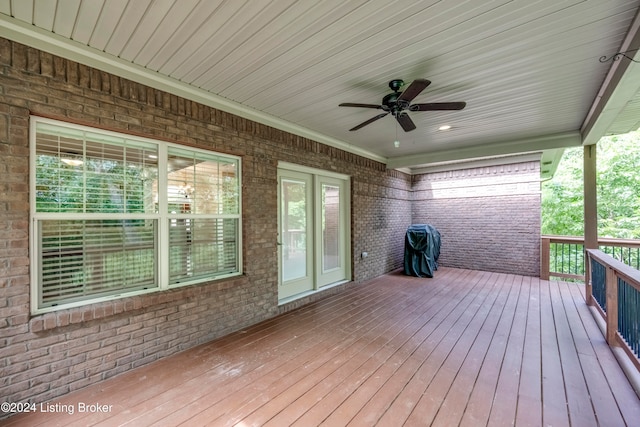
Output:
left=542, top=130, right=640, bottom=239
left=541, top=147, right=584, bottom=236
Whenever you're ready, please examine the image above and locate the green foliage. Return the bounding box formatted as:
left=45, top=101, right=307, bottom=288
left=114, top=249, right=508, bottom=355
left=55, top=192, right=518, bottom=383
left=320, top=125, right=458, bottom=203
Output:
left=35, top=155, right=155, bottom=214
left=542, top=147, right=584, bottom=236
left=542, top=131, right=640, bottom=238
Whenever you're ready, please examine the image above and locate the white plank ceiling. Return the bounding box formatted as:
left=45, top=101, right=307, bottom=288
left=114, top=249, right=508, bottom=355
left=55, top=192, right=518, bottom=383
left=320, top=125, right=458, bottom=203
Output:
left=1, top=0, right=640, bottom=176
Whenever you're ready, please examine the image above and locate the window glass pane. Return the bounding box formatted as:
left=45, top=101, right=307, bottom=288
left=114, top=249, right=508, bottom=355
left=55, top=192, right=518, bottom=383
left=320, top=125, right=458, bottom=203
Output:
left=35, top=133, right=85, bottom=212
left=221, top=161, right=239, bottom=214
left=39, top=219, right=157, bottom=307
left=126, top=147, right=159, bottom=214
left=322, top=184, right=341, bottom=271
left=169, top=218, right=238, bottom=284
left=35, top=124, right=158, bottom=214
left=84, top=142, right=158, bottom=214
left=167, top=149, right=238, bottom=215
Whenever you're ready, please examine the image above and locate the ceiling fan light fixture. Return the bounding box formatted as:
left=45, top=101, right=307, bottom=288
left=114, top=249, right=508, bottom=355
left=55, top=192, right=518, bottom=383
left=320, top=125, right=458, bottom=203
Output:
left=438, top=125, right=452, bottom=131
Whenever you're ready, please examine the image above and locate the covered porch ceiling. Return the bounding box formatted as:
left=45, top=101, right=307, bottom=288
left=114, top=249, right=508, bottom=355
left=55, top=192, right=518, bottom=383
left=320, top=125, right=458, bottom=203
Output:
left=2, top=0, right=640, bottom=178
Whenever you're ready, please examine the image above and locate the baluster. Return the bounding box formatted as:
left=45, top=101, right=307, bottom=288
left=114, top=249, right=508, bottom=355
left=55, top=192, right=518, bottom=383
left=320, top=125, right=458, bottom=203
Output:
left=635, top=287, right=639, bottom=356
left=606, top=266, right=618, bottom=346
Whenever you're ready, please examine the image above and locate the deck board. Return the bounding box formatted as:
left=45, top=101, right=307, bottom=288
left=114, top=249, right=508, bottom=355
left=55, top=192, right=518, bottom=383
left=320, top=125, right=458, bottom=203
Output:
left=428, top=274, right=517, bottom=427
left=2, top=267, right=639, bottom=427
left=513, top=276, right=543, bottom=427
left=458, top=274, right=522, bottom=427
left=540, top=278, right=571, bottom=427
left=566, top=279, right=640, bottom=424
left=550, top=280, right=598, bottom=427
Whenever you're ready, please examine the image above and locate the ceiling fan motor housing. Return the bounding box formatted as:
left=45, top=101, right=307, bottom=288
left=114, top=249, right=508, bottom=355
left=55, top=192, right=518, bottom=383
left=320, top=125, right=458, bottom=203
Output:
left=382, top=92, right=401, bottom=114
left=384, top=79, right=410, bottom=115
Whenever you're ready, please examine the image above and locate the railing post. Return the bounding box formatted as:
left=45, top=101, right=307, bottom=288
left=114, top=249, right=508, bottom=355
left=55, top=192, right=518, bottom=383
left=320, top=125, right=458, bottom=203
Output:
left=605, top=265, right=619, bottom=346
left=584, top=144, right=598, bottom=294
left=585, top=250, right=593, bottom=305
left=541, top=237, right=550, bottom=280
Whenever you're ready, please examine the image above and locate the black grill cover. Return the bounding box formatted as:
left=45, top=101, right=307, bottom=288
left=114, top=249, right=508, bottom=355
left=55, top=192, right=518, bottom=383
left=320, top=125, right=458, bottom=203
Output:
left=404, top=224, right=441, bottom=278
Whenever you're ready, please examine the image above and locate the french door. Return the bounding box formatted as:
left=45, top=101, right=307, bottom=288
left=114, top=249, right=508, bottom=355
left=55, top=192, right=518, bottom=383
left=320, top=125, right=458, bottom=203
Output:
left=277, top=164, right=350, bottom=301
left=278, top=170, right=314, bottom=298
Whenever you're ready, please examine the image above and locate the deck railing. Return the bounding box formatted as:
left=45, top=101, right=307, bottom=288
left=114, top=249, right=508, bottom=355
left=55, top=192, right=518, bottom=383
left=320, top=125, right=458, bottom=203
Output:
left=541, top=235, right=640, bottom=281
left=586, top=249, right=640, bottom=371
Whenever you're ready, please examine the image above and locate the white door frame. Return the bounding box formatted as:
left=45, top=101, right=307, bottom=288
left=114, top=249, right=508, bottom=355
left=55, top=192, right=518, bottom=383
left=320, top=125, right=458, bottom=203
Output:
left=277, top=162, right=351, bottom=302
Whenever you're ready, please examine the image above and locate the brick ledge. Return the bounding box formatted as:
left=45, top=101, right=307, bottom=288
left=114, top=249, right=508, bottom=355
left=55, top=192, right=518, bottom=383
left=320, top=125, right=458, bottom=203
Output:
left=29, top=275, right=247, bottom=332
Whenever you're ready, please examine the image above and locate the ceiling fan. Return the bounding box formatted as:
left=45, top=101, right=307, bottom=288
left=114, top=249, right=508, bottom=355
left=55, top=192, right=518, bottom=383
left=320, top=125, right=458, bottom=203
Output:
left=339, top=78, right=466, bottom=132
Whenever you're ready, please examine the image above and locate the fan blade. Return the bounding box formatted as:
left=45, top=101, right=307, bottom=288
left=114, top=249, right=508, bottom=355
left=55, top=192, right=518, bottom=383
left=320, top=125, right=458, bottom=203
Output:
left=396, top=112, right=416, bottom=132
left=397, top=79, right=431, bottom=107
left=410, top=102, right=466, bottom=111
left=339, top=103, right=383, bottom=109
left=349, top=113, right=388, bottom=131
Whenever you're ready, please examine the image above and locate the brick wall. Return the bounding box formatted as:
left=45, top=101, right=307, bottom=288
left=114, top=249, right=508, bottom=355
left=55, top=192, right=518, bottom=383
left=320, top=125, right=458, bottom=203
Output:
left=412, top=161, right=541, bottom=276
left=352, top=174, right=413, bottom=280
left=0, top=39, right=412, bottom=408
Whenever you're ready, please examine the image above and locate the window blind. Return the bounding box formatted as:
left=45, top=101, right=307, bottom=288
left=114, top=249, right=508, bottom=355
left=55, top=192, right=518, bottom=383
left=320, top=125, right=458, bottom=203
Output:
left=31, top=118, right=242, bottom=312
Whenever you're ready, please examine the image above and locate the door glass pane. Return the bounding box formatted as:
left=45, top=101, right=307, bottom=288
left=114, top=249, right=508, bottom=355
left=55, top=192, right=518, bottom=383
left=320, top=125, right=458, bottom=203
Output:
left=282, top=179, right=307, bottom=282
left=322, top=184, right=341, bottom=271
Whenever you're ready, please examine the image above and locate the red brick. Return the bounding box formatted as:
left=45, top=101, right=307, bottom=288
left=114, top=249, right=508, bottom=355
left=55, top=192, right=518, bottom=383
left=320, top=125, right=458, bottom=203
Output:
left=30, top=318, right=44, bottom=332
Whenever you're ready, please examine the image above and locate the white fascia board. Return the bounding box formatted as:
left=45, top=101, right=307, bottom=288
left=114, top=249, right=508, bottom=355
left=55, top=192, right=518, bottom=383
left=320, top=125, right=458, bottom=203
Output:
left=386, top=131, right=582, bottom=170
left=0, top=15, right=387, bottom=164
left=410, top=152, right=543, bottom=175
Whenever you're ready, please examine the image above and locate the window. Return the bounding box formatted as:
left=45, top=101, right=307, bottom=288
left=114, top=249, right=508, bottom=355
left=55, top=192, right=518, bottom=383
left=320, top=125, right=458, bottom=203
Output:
left=30, top=117, right=241, bottom=313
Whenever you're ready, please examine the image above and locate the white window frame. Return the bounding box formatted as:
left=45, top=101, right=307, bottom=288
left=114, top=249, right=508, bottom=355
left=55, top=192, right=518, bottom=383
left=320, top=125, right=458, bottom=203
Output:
left=29, top=117, right=242, bottom=314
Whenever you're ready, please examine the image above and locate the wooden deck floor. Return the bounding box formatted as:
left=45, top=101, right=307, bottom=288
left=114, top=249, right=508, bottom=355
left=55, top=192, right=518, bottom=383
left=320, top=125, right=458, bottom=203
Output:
left=4, top=268, right=640, bottom=426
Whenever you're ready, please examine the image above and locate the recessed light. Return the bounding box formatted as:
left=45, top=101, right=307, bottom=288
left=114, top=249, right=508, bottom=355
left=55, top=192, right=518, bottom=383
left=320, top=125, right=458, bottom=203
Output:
left=393, top=140, right=400, bottom=148
left=438, top=125, right=452, bottom=131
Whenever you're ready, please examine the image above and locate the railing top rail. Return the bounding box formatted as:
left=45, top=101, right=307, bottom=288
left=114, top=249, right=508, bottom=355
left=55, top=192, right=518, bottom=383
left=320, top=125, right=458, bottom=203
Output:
left=586, top=249, right=640, bottom=292
left=542, top=235, right=640, bottom=248
left=541, top=235, right=585, bottom=244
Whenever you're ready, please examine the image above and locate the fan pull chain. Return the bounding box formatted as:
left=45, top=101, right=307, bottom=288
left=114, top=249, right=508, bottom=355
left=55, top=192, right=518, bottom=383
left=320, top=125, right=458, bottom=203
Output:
left=394, top=119, right=400, bottom=148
